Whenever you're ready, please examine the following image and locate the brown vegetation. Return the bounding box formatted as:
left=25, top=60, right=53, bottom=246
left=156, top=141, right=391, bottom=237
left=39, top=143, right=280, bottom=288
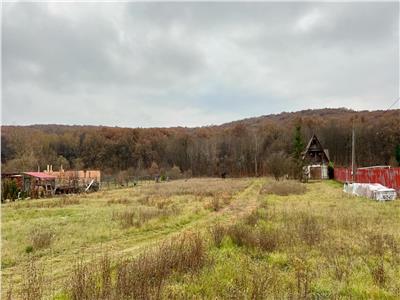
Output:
left=67, top=232, right=206, bottom=300
left=261, top=180, right=307, bottom=196
left=20, top=259, right=44, bottom=300
left=29, top=227, right=54, bottom=250
left=3, top=109, right=399, bottom=176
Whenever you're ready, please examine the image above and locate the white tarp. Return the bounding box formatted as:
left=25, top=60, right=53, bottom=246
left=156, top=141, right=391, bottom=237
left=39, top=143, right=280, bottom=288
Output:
left=343, top=183, right=397, bottom=201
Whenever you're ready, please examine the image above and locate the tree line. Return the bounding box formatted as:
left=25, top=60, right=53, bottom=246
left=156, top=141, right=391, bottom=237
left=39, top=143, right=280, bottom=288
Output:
left=2, top=108, right=399, bottom=178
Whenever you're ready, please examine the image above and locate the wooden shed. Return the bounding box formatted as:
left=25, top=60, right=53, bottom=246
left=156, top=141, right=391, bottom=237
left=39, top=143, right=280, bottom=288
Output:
left=302, top=134, right=330, bottom=180
left=23, top=172, right=56, bottom=197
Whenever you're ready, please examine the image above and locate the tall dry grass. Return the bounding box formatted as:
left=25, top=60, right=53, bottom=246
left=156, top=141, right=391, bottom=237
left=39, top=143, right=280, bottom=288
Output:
left=261, top=181, right=306, bottom=196
left=20, top=259, right=44, bottom=300
left=67, top=231, right=206, bottom=299
left=29, top=227, right=54, bottom=250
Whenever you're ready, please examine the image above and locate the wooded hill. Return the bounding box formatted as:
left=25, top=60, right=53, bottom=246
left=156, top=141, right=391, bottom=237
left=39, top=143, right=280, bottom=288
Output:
left=2, top=108, right=399, bottom=177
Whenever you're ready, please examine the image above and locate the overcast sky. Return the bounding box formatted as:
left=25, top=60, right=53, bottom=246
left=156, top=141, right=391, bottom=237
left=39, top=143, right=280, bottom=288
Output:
left=2, top=2, right=399, bottom=127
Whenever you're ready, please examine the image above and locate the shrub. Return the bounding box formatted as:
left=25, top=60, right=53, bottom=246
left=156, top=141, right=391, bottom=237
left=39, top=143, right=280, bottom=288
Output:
left=168, top=165, right=182, bottom=179
left=25, top=245, right=34, bottom=254
left=244, top=210, right=259, bottom=226
left=210, top=196, right=221, bottom=212
left=227, top=223, right=257, bottom=248
left=29, top=228, right=54, bottom=250
left=265, top=152, right=292, bottom=181
left=209, top=223, right=226, bottom=247
left=1, top=179, right=20, bottom=202
left=257, top=227, right=279, bottom=252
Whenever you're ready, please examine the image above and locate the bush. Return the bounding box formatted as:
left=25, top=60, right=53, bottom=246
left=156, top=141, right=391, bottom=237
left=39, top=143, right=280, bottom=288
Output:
left=168, top=165, right=182, bottom=179
left=29, top=228, right=54, bottom=250
left=210, top=196, right=221, bottom=212
left=2, top=179, right=20, bottom=202
left=266, top=152, right=293, bottom=180
left=227, top=223, right=257, bottom=248
left=25, top=245, right=34, bottom=254
left=258, top=227, right=279, bottom=252
left=209, top=223, right=226, bottom=247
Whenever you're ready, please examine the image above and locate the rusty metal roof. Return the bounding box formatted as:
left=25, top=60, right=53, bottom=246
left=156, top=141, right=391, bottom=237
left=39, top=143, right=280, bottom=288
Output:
left=23, top=172, right=56, bottom=179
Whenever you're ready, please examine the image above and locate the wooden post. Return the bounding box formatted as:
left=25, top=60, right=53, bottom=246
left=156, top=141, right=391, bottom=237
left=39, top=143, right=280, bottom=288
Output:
left=351, top=122, right=356, bottom=183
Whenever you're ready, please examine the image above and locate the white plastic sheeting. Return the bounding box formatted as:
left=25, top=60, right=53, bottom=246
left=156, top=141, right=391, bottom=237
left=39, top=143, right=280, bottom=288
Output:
left=343, top=183, right=397, bottom=201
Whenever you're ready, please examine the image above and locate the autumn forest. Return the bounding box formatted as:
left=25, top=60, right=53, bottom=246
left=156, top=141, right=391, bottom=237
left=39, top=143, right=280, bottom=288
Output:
left=2, top=108, right=400, bottom=178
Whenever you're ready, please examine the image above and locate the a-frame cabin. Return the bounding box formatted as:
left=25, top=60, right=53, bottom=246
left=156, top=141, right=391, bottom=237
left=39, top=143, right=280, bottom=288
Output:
left=302, top=134, right=330, bottom=180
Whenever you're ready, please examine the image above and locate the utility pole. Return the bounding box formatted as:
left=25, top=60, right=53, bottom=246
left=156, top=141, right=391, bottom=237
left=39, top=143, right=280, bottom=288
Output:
left=351, top=121, right=356, bottom=183
left=254, top=132, right=258, bottom=177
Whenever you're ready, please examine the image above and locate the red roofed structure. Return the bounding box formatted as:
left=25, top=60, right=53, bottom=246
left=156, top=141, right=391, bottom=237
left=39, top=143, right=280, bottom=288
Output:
left=23, top=172, right=56, bottom=197
left=23, top=172, right=56, bottom=180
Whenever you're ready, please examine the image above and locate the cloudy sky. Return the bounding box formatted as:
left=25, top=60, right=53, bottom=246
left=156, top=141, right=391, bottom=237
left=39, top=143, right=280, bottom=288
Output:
left=2, top=2, right=399, bottom=127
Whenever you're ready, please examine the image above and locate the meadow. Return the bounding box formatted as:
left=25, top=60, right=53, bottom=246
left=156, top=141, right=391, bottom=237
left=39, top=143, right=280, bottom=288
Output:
left=2, top=178, right=400, bottom=299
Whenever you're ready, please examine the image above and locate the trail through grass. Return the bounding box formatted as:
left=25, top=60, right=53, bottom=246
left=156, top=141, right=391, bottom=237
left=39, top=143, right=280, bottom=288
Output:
left=1, top=178, right=260, bottom=298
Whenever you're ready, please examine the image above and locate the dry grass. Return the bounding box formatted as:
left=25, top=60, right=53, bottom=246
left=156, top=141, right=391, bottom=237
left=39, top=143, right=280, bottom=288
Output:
left=29, top=227, right=54, bottom=250
left=13, top=196, right=80, bottom=209
left=112, top=210, right=136, bottom=228
left=209, top=223, right=226, bottom=248
left=107, top=197, right=130, bottom=205
left=261, top=180, right=306, bottom=196
left=139, top=178, right=250, bottom=198
left=67, top=231, right=206, bottom=300
left=19, top=259, right=44, bottom=300
left=4, top=178, right=399, bottom=299
left=2, top=177, right=254, bottom=299
left=172, top=180, right=400, bottom=299
left=112, top=206, right=180, bottom=228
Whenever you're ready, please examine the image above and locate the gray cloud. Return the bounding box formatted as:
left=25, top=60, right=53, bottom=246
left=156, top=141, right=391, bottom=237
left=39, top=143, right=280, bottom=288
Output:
left=2, top=2, right=399, bottom=127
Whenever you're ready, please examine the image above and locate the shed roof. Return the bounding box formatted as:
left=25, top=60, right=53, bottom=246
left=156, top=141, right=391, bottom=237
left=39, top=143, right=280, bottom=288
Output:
left=23, top=172, right=56, bottom=179
left=302, top=134, right=330, bottom=162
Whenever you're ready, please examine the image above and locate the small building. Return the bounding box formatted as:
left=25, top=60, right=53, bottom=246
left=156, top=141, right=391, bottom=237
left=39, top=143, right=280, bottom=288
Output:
left=23, top=172, right=56, bottom=197
left=44, top=166, right=101, bottom=193
left=302, top=134, right=330, bottom=180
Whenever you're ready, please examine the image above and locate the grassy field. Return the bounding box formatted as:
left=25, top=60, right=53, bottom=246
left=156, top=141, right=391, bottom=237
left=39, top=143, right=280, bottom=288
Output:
left=2, top=178, right=400, bottom=299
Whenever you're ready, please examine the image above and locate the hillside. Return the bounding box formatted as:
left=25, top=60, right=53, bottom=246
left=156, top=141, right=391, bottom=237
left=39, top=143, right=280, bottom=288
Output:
left=2, top=108, right=399, bottom=176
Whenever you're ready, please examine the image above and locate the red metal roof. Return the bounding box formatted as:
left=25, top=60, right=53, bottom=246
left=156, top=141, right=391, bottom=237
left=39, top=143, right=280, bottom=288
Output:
left=23, top=172, right=56, bottom=179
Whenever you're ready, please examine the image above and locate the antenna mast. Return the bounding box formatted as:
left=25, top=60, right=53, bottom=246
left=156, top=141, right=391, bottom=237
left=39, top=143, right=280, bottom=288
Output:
left=351, top=121, right=356, bottom=183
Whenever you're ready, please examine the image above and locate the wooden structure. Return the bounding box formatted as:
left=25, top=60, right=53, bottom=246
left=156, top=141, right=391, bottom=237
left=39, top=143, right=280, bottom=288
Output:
left=44, top=168, right=101, bottom=194
left=302, top=134, right=330, bottom=180
left=23, top=172, right=56, bottom=197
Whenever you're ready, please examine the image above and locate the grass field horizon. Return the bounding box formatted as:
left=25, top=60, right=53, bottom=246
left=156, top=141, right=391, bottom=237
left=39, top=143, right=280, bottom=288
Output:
left=2, top=178, right=400, bottom=299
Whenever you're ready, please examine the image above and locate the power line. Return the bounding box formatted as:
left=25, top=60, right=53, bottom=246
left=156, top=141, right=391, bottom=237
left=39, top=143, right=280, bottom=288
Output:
left=385, top=97, right=400, bottom=111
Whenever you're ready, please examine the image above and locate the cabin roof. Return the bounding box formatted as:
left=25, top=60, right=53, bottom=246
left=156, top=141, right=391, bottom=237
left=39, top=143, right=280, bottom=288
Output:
left=302, top=134, right=330, bottom=162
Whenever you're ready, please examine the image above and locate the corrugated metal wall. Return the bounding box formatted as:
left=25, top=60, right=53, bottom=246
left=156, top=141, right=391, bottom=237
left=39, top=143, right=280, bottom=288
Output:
left=334, top=167, right=400, bottom=191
